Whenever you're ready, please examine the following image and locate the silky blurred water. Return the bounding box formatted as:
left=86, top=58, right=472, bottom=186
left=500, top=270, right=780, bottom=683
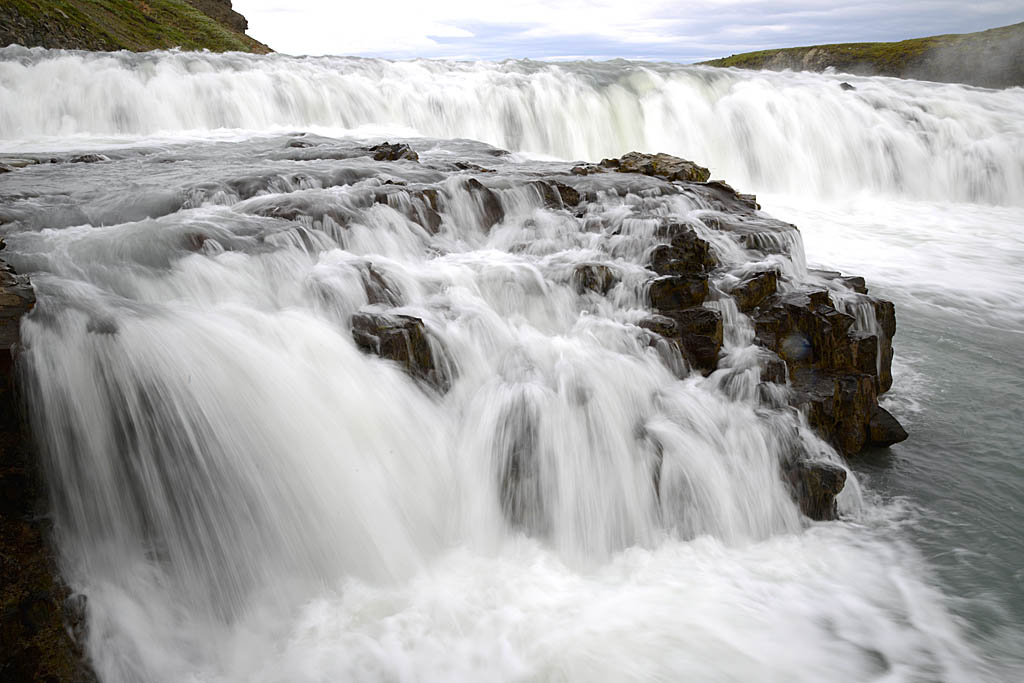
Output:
left=1, top=48, right=1022, bottom=682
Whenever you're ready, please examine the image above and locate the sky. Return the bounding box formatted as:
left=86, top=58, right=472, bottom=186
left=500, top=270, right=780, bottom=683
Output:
left=233, top=1, right=1024, bottom=62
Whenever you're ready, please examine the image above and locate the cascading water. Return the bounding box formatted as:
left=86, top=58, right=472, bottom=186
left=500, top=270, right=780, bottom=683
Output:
left=2, top=46, right=1023, bottom=204
left=1, top=47, right=1022, bottom=682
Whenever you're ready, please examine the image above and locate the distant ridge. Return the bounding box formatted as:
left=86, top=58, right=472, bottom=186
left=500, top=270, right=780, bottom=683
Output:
left=700, top=22, right=1024, bottom=89
left=0, top=0, right=271, bottom=53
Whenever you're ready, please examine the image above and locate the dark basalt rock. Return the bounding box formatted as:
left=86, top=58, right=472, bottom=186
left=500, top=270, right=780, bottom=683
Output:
left=867, top=405, right=909, bottom=447
left=746, top=282, right=904, bottom=456
left=570, top=164, right=602, bottom=176
left=351, top=312, right=450, bottom=392
left=666, top=307, right=723, bottom=374
left=759, top=349, right=788, bottom=385
left=872, top=299, right=896, bottom=393
left=600, top=152, right=711, bottom=183
left=362, top=266, right=401, bottom=307
left=369, top=142, right=419, bottom=162
left=496, top=397, right=548, bottom=535
left=786, top=459, right=848, bottom=521
left=637, top=314, right=677, bottom=337
left=530, top=180, right=581, bottom=210
left=811, top=269, right=868, bottom=294
left=464, top=178, right=504, bottom=230
left=648, top=275, right=709, bottom=312
left=373, top=187, right=443, bottom=234
left=68, top=154, right=108, bottom=164
left=649, top=225, right=717, bottom=276
left=572, top=264, right=616, bottom=295
left=700, top=180, right=761, bottom=211
left=791, top=369, right=878, bottom=457
left=751, top=291, right=856, bottom=370
left=840, top=82, right=857, bottom=91
left=731, top=270, right=778, bottom=311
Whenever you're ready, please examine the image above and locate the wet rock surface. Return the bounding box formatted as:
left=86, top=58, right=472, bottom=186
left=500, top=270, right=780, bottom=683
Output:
left=786, top=459, right=848, bottom=521
left=601, top=152, right=711, bottom=183
left=351, top=312, right=451, bottom=392
left=588, top=150, right=904, bottom=517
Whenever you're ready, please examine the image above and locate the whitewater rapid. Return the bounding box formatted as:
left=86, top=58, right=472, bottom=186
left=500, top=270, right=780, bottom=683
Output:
left=2, top=48, right=1023, bottom=683
left=2, top=46, right=1023, bottom=204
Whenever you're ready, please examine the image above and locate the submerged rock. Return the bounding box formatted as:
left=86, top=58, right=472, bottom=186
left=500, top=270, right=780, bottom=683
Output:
left=464, top=178, right=504, bottom=230
left=351, top=312, right=450, bottom=392
left=572, top=264, right=617, bottom=295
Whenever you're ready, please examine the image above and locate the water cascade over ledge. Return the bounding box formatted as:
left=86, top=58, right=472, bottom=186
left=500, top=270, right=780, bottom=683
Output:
left=2, top=47, right=1023, bottom=683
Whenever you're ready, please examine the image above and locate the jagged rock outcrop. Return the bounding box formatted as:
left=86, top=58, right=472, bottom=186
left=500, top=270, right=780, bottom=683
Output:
left=0, top=257, right=95, bottom=681
left=595, top=149, right=906, bottom=520
left=785, top=460, right=848, bottom=521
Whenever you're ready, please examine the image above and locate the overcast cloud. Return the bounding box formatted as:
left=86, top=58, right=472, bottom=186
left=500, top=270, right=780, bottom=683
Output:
left=233, top=1, right=1023, bottom=61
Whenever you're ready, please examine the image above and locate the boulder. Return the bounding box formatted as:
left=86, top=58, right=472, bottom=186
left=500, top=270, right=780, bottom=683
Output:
left=361, top=266, right=401, bottom=307
left=731, top=270, right=778, bottom=311
left=369, top=142, right=419, bottom=162
left=68, top=154, right=108, bottom=164
left=572, top=264, right=616, bottom=295
left=810, top=269, right=868, bottom=294
left=648, top=275, right=709, bottom=312
left=786, top=460, right=847, bottom=521
left=351, top=312, right=450, bottom=392
left=464, top=178, right=504, bottom=230
left=666, top=307, right=723, bottom=374
left=867, top=405, right=908, bottom=447
left=649, top=226, right=716, bottom=276
left=600, top=152, right=711, bottom=183
left=637, top=314, right=677, bottom=337
left=530, top=180, right=581, bottom=209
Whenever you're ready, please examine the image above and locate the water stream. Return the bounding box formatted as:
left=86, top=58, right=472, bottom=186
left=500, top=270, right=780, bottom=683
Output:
left=1, top=47, right=1022, bottom=682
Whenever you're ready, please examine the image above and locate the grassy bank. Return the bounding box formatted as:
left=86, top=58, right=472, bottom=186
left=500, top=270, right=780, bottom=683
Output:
left=0, top=0, right=270, bottom=53
left=701, top=22, right=1024, bottom=88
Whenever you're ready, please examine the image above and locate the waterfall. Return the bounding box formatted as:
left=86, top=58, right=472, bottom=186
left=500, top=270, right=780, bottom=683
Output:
left=2, top=46, right=1023, bottom=204
left=1, top=46, right=1012, bottom=682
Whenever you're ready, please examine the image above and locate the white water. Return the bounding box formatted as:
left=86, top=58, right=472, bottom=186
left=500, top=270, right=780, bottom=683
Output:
left=2, top=46, right=1024, bottom=203
left=2, top=48, right=1023, bottom=682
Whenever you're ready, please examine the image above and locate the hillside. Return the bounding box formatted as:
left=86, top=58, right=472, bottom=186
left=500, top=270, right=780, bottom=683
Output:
left=701, top=22, right=1024, bottom=88
left=0, top=0, right=271, bottom=53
